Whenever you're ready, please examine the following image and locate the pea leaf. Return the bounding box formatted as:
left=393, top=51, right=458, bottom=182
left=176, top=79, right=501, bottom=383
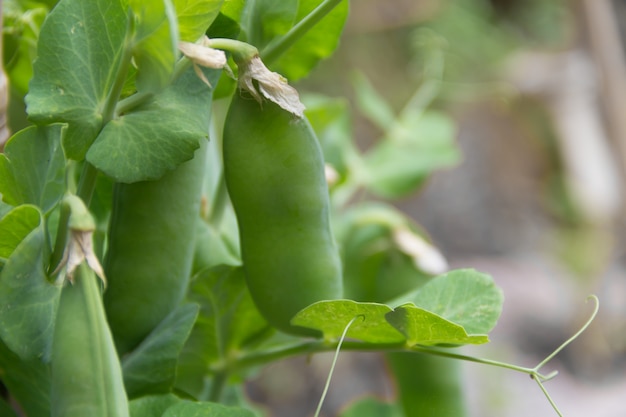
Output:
left=176, top=265, right=271, bottom=398
left=241, top=0, right=298, bottom=49
left=86, top=68, right=220, bottom=183
left=0, top=398, right=18, bottom=417
left=130, top=394, right=180, bottom=417
left=0, top=340, right=50, bottom=417
left=122, top=303, right=200, bottom=399
left=25, top=0, right=129, bottom=160
left=392, top=269, right=504, bottom=335
left=0, top=205, right=61, bottom=360
left=0, top=205, right=41, bottom=265
left=269, top=0, right=349, bottom=81
left=130, top=0, right=179, bottom=93
left=351, top=71, right=396, bottom=132
left=174, top=0, right=224, bottom=42
left=163, top=400, right=256, bottom=417
left=0, top=125, right=65, bottom=213
left=291, top=300, right=405, bottom=344
left=363, top=110, right=461, bottom=198
left=385, top=304, right=489, bottom=346
left=340, top=397, right=402, bottom=417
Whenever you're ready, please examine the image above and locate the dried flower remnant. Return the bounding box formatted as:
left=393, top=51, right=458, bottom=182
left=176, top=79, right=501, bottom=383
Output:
left=392, top=228, right=448, bottom=275
left=178, top=36, right=227, bottom=86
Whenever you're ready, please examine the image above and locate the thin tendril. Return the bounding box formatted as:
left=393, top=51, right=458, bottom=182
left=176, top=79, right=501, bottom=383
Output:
left=313, top=316, right=362, bottom=417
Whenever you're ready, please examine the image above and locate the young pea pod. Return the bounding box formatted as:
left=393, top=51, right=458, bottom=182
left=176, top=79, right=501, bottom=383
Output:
left=51, top=262, right=129, bottom=417
left=223, top=94, right=343, bottom=335
left=103, top=141, right=207, bottom=354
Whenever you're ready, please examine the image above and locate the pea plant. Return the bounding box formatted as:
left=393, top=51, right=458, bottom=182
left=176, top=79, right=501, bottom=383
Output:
left=0, top=1, right=598, bottom=416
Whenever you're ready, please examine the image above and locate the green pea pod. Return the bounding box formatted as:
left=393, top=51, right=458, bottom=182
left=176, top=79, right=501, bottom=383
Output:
left=51, top=263, right=129, bottom=417
left=223, top=94, right=343, bottom=335
left=103, top=141, right=207, bottom=354
left=386, top=351, right=466, bottom=417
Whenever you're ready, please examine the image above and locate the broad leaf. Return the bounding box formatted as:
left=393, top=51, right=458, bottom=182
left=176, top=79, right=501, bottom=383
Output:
left=176, top=265, right=271, bottom=398
left=122, top=303, right=200, bottom=399
left=163, top=400, right=256, bottom=417
left=0, top=398, right=18, bottom=417
left=175, top=0, right=224, bottom=42
left=0, top=205, right=60, bottom=360
left=0, top=340, right=50, bottom=417
left=26, top=0, right=129, bottom=160
left=130, top=0, right=179, bottom=93
left=385, top=304, right=489, bottom=346
left=340, top=397, right=402, bottom=417
left=87, top=68, right=220, bottom=183
left=0, top=205, right=41, bottom=265
left=130, top=394, right=180, bottom=417
left=291, top=300, right=405, bottom=344
left=269, top=0, right=349, bottom=81
left=363, top=110, right=460, bottom=198
left=394, top=269, right=504, bottom=335
left=241, top=0, right=298, bottom=49
left=0, top=125, right=65, bottom=213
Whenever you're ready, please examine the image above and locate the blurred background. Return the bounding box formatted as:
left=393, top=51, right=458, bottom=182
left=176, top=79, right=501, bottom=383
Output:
left=246, top=0, right=626, bottom=416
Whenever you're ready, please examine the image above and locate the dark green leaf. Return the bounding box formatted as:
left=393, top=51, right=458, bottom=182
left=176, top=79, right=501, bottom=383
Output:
left=130, top=394, right=181, bottom=417
left=176, top=265, right=270, bottom=398
left=0, top=340, right=50, bottom=417
left=270, top=0, right=349, bottom=81
left=0, top=205, right=41, bottom=265
left=0, top=397, right=18, bottom=417
left=0, top=205, right=61, bottom=360
left=87, top=68, right=220, bottom=183
left=26, top=0, right=129, bottom=160
left=122, top=303, right=200, bottom=399
left=385, top=304, right=489, bottom=346
left=0, top=125, right=66, bottom=212
left=175, top=0, right=224, bottom=42
left=393, top=269, right=504, bottom=335
left=291, top=300, right=405, bottom=343
left=130, top=0, right=179, bottom=93
left=241, top=0, right=298, bottom=49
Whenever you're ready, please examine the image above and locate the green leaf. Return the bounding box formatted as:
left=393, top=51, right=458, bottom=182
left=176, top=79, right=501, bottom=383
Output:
left=130, top=0, right=179, bottom=93
left=175, top=0, right=224, bottom=42
left=122, top=303, right=200, bottom=399
left=130, top=394, right=181, bottom=417
left=291, top=300, right=405, bottom=343
left=385, top=304, right=489, bottom=346
left=0, top=398, right=18, bottom=417
left=241, top=0, right=298, bottom=49
left=87, top=67, right=220, bottom=183
left=270, top=0, right=349, bottom=81
left=0, top=205, right=41, bottom=265
left=0, top=205, right=61, bottom=360
left=351, top=72, right=396, bottom=132
left=163, top=400, right=256, bottom=417
left=395, top=269, right=504, bottom=335
left=0, top=125, right=66, bottom=212
left=0, top=339, right=50, bottom=417
left=363, top=110, right=461, bottom=198
left=340, top=397, right=402, bottom=417
left=176, top=265, right=271, bottom=397
left=25, top=0, right=129, bottom=160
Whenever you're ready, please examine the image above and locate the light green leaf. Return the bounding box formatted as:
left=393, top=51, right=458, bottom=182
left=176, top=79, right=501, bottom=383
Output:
left=363, top=110, right=461, bottom=198
left=131, top=0, right=179, bottom=93
left=241, top=0, right=298, bottom=49
left=122, top=303, right=200, bottom=399
left=130, top=394, right=180, bottom=417
left=395, top=269, right=504, bottom=335
left=270, top=0, right=349, bottom=81
left=340, top=397, right=402, bottom=417
left=385, top=304, right=489, bottom=346
left=25, top=0, right=129, bottom=160
left=0, top=340, right=50, bottom=417
left=176, top=265, right=271, bottom=397
left=0, top=205, right=61, bottom=360
left=87, top=68, right=220, bottom=183
left=0, top=125, right=66, bottom=213
left=291, top=300, right=405, bottom=343
left=175, top=0, right=224, bottom=42
left=351, top=72, right=396, bottom=132
left=0, top=205, right=41, bottom=264
left=163, top=400, right=256, bottom=417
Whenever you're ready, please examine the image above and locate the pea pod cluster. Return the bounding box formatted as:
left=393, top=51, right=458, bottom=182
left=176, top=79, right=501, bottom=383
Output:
left=223, top=94, right=343, bottom=335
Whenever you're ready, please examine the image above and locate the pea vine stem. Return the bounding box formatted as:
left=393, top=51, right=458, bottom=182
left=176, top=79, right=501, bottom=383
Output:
left=260, top=0, right=346, bottom=65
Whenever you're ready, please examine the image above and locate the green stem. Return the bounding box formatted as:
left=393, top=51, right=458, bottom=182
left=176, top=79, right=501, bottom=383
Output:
left=207, top=38, right=259, bottom=63
left=208, top=370, right=229, bottom=403
left=261, top=0, right=346, bottom=65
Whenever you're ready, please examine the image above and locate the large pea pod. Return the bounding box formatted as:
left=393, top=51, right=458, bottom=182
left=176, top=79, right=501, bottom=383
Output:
left=103, top=141, right=207, bottom=354
left=51, top=263, right=129, bottom=417
left=223, top=94, right=343, bottom=335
